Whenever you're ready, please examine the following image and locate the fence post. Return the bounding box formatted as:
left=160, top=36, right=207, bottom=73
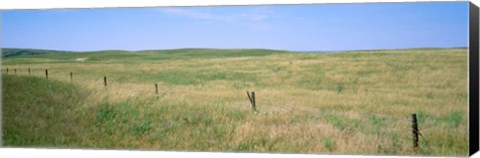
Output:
left=28, top=67, right=31, bottom=75
left=104, top=76, right=107, bottom=87
left=155, top=83, right=158, bottom=94
left=70, top=72, right=73, bottom=82
left=45, top=69, right=48, bottom=79
left=246, top=91, right=257, bottom=111
left=252, top=92, right=256, bottom=111
left=102, top=76, right=109, bottom=101
left=6, top=68, right=8, bottom=74
left=412, top=113, right=419, bottom=149
left=14, top=69, right=16, bottom=74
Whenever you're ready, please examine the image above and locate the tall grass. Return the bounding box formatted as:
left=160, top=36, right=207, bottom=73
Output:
left=2, top=75, right=87, bottom=147
left=1, top=48, right=468, bottom=156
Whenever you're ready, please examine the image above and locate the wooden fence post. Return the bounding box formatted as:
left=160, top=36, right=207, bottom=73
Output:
left=70, top=72, right=73, bottom=82
left=28, top=67, right=31, bottom=75
left=45, top=69, right=48, bottom=79
left=6, top=68, right=8, bottom=74
left=247, top=91, right=257, bottom=111
left=104, top=76, right=107, bottom=87
left=252, top=92, right=256, bottom=111
left=14, top=69, right=16, bottom=74
left=155, top=83, right=158, bottom=94
left=412, top=113, right=419, bottom=149
left=247, top=91, right=252, bottom=105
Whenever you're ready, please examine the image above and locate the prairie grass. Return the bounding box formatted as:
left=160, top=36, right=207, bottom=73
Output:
left=1, top=48, right=468, bottom=156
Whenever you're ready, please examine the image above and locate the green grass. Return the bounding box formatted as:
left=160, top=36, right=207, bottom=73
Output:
left=2, top=75, right=87, bottom=147
left=323, top=139, right=335, bottom=151
left=1, top=48, right=469, bottom=156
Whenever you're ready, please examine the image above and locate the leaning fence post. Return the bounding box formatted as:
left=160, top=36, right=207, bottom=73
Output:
left=246, top=91, right=257, bottom=111
left=247, top=91, right=252, bottom=104
left=45, top=69, right=48, bottom=79
left=412, top=113, right=419, bottom=149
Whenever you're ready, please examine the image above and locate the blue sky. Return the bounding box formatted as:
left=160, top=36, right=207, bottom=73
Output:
left=1, top=2, right=469, bottom=52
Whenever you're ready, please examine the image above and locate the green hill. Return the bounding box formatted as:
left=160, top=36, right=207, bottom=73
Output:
left=1, top=48, right=75, bottom=58
left=1, top=48, right=292, bottom=64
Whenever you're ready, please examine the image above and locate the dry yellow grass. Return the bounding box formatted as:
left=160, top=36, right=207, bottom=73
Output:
left=2, top=48, right=468, bottom=156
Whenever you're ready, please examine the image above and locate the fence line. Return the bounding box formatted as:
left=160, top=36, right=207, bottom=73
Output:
left=4, top=67, right=427, bottom=151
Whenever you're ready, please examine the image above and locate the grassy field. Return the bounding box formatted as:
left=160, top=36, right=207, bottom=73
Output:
left=1, top=48, right=469, bottom=156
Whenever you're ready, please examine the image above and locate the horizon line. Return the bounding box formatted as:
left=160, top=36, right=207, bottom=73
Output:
left=1, top=46, right=469, bottom=53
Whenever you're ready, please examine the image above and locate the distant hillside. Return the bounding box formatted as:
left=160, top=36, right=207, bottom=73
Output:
left=296, top=47, right=469, bottom=53
left=1, top=48, right=292, bottom=62
left=1, top=48, right=75, bottom=58
left=2, top=47, right=467, bottom=58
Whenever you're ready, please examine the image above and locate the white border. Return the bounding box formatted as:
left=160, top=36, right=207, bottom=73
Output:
left=0, top=0, right=477, bottom=158
left=0, top=148, right=451, bottom=158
